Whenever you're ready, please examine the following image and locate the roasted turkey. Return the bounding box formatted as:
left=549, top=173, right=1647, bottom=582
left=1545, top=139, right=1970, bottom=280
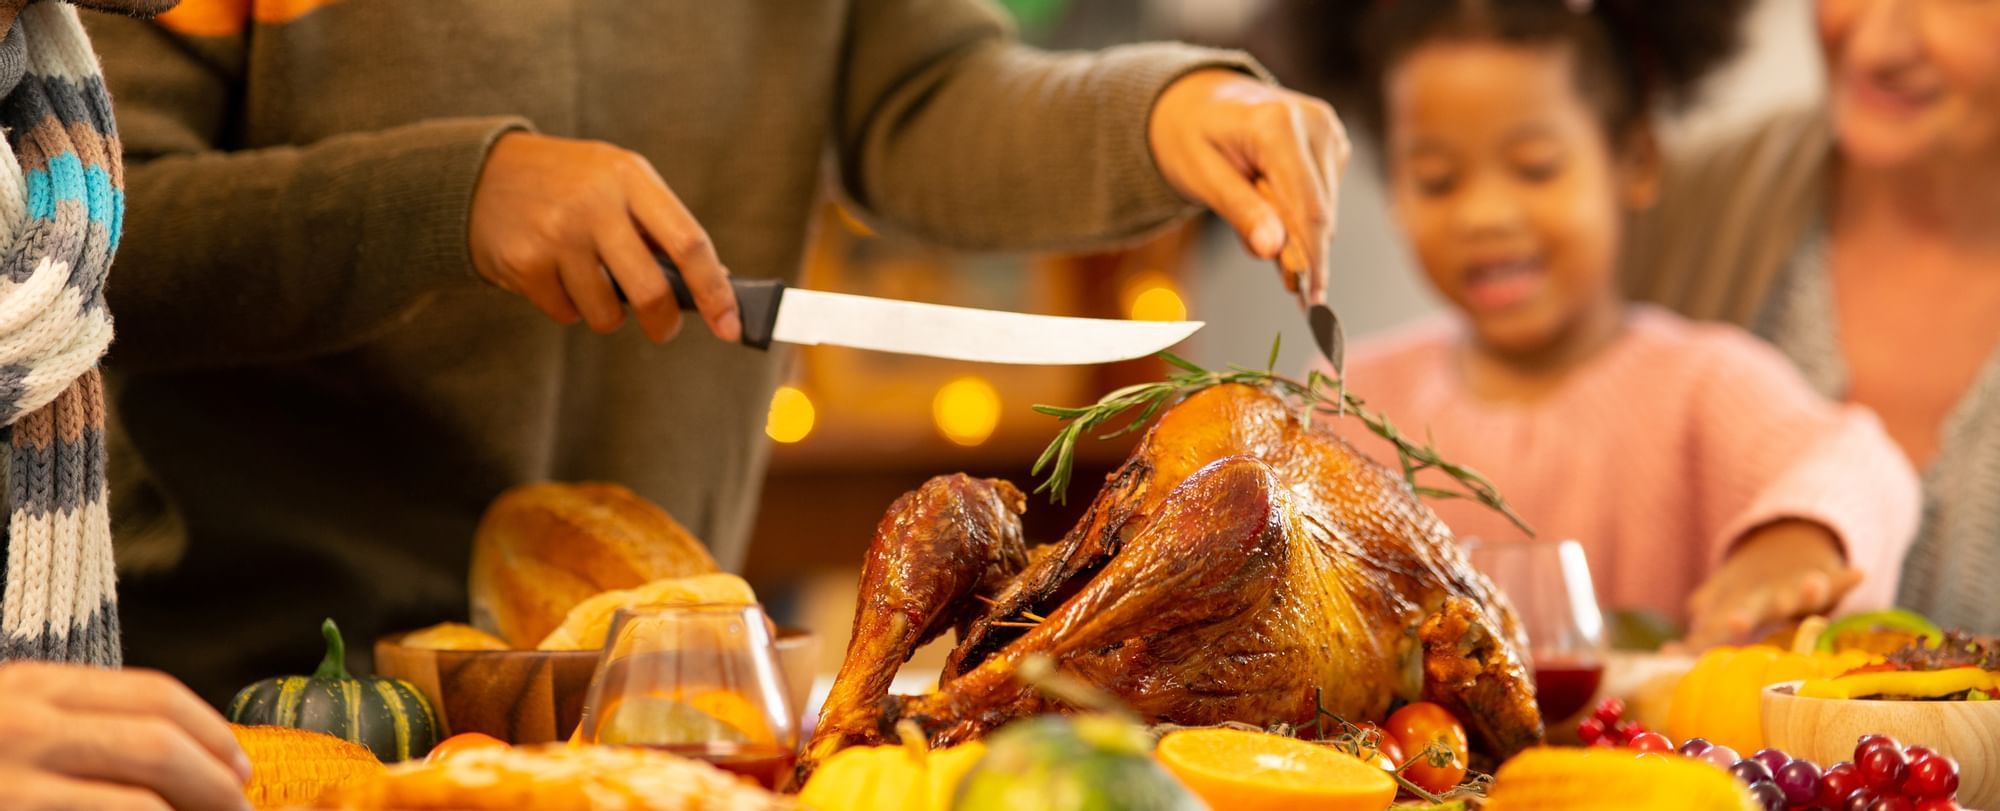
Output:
left=802, top=383, right=1544, bottom=775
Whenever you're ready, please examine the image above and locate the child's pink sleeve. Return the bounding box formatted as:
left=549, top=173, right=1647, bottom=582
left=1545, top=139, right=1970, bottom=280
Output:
left=1688, top=329, right=1921, bottom=610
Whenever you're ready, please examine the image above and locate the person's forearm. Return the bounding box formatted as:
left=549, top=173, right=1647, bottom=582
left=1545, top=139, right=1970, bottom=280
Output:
left=109, top=117, right=524, bottom=372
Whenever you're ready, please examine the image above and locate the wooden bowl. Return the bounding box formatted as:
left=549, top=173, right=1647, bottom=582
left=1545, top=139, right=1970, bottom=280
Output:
left=1763, top=681, right=2000, bottom=809
left=375, top=627, right=820, bottom=745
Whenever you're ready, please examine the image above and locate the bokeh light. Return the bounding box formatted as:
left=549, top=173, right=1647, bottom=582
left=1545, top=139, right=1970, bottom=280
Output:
left=932, top=376, right=1002, bottom=447
left=1127, top=277, right=1188, bottom=322
left=766, top=385, right=816, bottom=443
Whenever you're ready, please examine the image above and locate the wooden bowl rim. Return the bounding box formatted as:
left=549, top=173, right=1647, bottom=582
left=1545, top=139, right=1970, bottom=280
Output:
left=1763, top=679, right=2000, bottom=708
left=376, top=625, right=817, bottom=659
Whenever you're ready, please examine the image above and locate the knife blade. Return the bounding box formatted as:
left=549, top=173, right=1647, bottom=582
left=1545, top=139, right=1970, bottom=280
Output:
left=1255, top=176, right=1346, bottom=376
left=633, top=257, right=1202, bottom=365
left=1309, top=303, right=1344, bottom=376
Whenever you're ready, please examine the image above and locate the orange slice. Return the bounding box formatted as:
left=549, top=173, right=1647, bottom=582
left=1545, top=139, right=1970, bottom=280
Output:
left=1156, top=728, right=1397, bottom=811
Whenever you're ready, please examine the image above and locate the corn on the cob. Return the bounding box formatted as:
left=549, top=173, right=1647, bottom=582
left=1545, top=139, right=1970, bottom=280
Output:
left=230, top=724, right=384, bottom=809
left=1484, top=747, right=1760, bottom=811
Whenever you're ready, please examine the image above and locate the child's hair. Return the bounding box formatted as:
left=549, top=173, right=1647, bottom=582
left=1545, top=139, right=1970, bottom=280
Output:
left=1258, top=0, right=1752, bottom=144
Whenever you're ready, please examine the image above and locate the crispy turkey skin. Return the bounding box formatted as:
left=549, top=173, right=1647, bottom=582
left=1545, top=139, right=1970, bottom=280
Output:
left=802, top=384, right=1543, bottom=776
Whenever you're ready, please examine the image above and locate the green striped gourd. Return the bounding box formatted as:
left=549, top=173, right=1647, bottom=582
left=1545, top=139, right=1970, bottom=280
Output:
left=226, top=618, right=438, bottom=762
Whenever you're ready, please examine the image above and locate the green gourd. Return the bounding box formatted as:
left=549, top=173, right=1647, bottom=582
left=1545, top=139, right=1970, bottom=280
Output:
left=226, top=618, right=438, bottom=762
left=953, top=714, right=1206, bottom=811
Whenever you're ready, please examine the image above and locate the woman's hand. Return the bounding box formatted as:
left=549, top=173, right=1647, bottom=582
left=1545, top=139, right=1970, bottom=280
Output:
left=469, top=132, right=741, bottom=344
left=1683, top=520, right=1864, bottom=650
left=0, top=662, right=252, bottom=811
left=1148, top=69, right=1351, bottom=305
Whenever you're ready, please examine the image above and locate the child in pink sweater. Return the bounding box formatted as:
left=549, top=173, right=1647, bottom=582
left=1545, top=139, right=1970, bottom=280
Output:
left=1285, top=0, right=1920, bottom=647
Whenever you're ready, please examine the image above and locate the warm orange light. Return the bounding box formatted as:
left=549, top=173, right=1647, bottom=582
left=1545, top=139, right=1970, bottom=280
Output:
left=932, top=376, right=1002, bottom=447
left=1128, top=278, right=1188, bottom=322
left=766, top=385, right=815, bottom=443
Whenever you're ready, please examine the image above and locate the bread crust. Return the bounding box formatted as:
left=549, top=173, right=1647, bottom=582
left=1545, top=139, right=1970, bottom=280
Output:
left=470, top=483, right=720, bottom=647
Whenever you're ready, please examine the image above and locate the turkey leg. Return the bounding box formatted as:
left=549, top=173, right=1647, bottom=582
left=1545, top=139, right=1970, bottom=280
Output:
left=802, top=475, right=1027, bottom=769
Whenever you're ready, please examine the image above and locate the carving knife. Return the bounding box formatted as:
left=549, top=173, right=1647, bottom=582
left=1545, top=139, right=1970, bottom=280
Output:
left=633, top=257, right=1203, bottom=365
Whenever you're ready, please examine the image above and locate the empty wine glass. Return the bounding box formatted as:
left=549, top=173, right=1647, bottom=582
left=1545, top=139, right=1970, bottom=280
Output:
left=577, top=604, right=798, bottom=789
left=1464, top=538, right=1608, bottom=725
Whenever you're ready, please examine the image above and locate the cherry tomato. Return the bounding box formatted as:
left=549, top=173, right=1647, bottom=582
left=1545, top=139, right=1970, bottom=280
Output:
left=1628, top=732, right=1674, bottom=753
left=1352, top=722, right=1405, bottom=766
left=426, top=731, right=509, bottom=762
left=1387, top=702, right=1469, bottom=795
left=1904, top=752, right=1960, bottom=800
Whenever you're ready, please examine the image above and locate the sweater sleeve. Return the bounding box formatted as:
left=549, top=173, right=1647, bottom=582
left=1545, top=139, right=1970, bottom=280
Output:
left=836, top=0, right=1269, bottom=252
left=84, top=10, right=527, bottom=373
left=1688, top=325, right=1921, bottom=609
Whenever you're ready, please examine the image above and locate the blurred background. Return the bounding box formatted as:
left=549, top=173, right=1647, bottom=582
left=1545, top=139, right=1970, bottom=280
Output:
left=747, top=0, right=1828, bottom=677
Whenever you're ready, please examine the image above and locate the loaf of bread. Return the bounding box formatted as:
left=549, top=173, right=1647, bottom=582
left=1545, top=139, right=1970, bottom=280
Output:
left=470, top=483, right=720, bottom=648
left=319, top=744, right=794, bottom=810
left=398, top=622, right=511, bottom=651
left=535, top=573, right=758, bottom=651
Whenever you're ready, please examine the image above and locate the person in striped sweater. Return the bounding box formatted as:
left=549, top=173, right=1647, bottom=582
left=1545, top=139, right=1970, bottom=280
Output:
left=0, top=2, right=251, bottom=809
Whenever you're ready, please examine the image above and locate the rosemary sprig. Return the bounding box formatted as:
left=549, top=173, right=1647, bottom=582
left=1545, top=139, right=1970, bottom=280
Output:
left=1029, top=335, right=1531, bottom=535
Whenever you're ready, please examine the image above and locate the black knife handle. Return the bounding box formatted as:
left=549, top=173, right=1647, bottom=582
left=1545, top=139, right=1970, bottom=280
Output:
left=612, top=255, right=785, bottom=350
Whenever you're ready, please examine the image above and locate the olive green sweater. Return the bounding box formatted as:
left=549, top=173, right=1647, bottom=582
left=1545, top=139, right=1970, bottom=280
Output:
left=84, top=0, right=1259, bottom=702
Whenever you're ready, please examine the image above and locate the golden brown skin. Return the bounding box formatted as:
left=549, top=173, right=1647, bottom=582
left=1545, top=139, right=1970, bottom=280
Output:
left=800, top=385, right=1543, bottom=776
left=809, top=475, right=1028, bottom=759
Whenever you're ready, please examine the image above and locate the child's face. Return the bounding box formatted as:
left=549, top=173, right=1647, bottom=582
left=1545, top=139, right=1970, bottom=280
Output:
left=1384, top=41, right=1652, bottom=357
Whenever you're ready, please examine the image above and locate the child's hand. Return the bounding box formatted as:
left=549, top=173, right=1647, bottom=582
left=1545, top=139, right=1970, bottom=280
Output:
left=1682, top=520, right=1863, bottom=650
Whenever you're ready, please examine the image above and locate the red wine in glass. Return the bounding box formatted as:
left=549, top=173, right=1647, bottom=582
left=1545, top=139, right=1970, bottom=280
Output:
left=1464, top=538, right=1609, bottom=725
left=1532, top=658, right=1606, bottom=724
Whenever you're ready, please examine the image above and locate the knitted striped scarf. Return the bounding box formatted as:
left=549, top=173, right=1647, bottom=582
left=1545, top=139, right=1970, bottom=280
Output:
left=0, top=2, right=124, bottom=666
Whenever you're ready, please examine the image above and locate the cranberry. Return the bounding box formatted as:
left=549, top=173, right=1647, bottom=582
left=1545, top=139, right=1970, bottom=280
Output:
left=1593, top=697, right=1625, bottom=725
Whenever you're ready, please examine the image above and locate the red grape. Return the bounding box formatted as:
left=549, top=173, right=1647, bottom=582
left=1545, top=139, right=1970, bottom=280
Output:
left=1914, top=799, right=1962, bottom=811
left=1678, top=737, right=1714, bottom=758
left=1731, top=758, right=1776, bottom=786
left=1629, top=732, right=1673, bottom=753
left=1856, top=735, right=1901, bottom=761
left=1869, top=797, right=1915, bottom=811
left=1746, top=780, right=1786, bottom=811
left=1843, top=787, right=1881, bottom=811
left=1822, top=763, right=1865, bottom=806
left=1904, top=752, right=1960, bottom=800
left=1577, top=716, right=1605, bottom=744
left=1905, top=746, right=1938, bottom=762
left=1751, top=747, right=1791, bottom=773
left=1700, top=745, right=1743, bottom=770
left=1593, top=697, right=1625, bottom=725
left=1776, top=759, right=1823, bottom=805
left=1860, top=746, right=1910, bottom=789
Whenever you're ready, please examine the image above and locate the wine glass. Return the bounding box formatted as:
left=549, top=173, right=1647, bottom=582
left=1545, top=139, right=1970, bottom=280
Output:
left=1464, top=538, right=1608, bottom=726
left=577, top=604, right=799, bottom=789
